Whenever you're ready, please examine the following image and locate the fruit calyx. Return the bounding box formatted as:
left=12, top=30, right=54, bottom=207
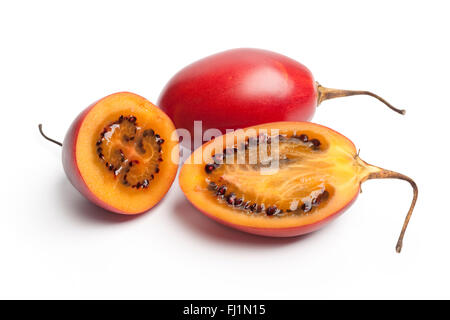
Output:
left=357, top=156, right=418, bottom=253
left=316, top=82, right=406, bottom=115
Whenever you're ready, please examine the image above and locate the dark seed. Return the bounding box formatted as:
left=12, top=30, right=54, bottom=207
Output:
left=249, top=203, right=257, bottom=212
left=301, top=203, right=312, bottom=213
left=155, top=167, right=160, bottom=173
left=217, top=185, right=227, bottom=196
left=312, top=197, right=320, bottom=206
left=266, top=206, right=278, bottom=216
left=156, top=138, right=165, bottom=145
left=234, top=198, right=243, bottom=207
left=299, top=134, right=308, bottom=142
left=128, top=116, right=136, bottom=123
left=310, top=139, right=321, bottom=148
left=243, top=201, right=251, bottom=209
left=96, top=140, right=102, bottom=146
left=322, top=190, right=329, bottom=200
left=205, top=163, right=216, bottom=174
left=226, top=193, right=236, bottom=205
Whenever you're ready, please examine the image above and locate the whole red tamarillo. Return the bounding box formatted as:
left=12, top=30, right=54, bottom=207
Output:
left=158, top=48, right=404, bottom=148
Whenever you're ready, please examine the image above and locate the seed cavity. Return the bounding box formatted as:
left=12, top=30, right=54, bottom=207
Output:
left=96, top=115, right=164, bottom=190
left=205, top=132, right=330, bottom=217
left=266, top=206, right=279, bottom=216
left=309, top=138, right=321, bottom=149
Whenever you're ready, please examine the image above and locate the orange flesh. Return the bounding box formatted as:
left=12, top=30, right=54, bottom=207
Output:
left=77, top=92, right=179, bottom=214
left=205, top=135, right=334, bottom=214
left=180, top=122, right=379, bottom=229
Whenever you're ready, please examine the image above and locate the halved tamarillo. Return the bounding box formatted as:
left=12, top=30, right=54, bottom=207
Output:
left=39, top=92, right=179, bottom=214
left=179, top=122, right=417, bottom=252
left=159, top=48, right=405, bottom=148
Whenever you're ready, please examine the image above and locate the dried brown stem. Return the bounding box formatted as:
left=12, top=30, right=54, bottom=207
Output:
left=316, top=82, right=406, bottom=115
left=38, top=124, right=62, bottom=147
left=364, top=170, right=418, bottom=253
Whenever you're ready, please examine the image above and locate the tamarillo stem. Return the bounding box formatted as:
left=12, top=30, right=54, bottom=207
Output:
left=364, top=170, right=418, bottom=253
left=38, top=124, right=63, bottom=147
left=316, top=82, right=406, bottom=115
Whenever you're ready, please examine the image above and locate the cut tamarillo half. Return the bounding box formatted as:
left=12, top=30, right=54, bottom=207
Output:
left=39, top=92, right=179, bottom=214
left=159, top=48, right=405, bottom=148
left=179, top=122, right=418, bottom=253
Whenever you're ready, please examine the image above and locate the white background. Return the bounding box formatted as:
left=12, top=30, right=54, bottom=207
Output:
left=0, top=0, right=449, bottom=299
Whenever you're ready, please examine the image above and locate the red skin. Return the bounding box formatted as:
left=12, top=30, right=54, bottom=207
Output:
left=61, top=97, right=125, bottom=214
left=158, top=48, right=317, bottom=146
left=62, top=93, right=148, bottom=214
left=187, top=190, right=359, bottom=237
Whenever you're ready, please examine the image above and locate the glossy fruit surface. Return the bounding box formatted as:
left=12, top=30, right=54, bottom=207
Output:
left=61, top=92, right=179, bottom=214
left=179, top=122, right=417, bottom=252
left=159, top=48, right=404, bottom=147
left=159, top=48, right=316, bottom=138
